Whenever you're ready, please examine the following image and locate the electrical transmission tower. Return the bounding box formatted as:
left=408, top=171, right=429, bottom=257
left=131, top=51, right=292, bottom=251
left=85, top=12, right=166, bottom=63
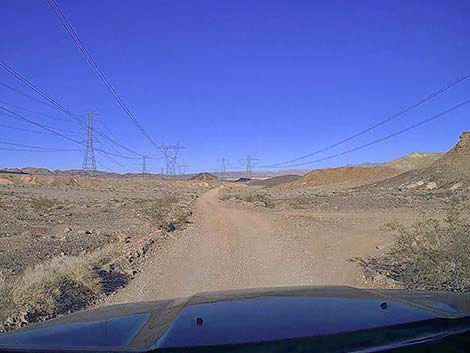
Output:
left=158, top=144, right=185, bottom=176
left=240, top=155, right=259, bottom=178
left=82, top=112, right=96, bottom=174
left=220, top=158, right=229, bottom=173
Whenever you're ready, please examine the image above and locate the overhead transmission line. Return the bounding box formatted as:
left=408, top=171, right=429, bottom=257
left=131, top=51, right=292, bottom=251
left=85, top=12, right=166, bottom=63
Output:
left=0, top=122, right=64, bottom=136
left=0, top=59, right=143, bottom=159
left=0, top=81, right=58, bottom=110
left=0, top=104, right=131, bottom=171
left=263, top=71, right=470, bottom=168
left=272, top=99, right=470, bottom=169
left=0, top=147, right=81, bottom=152
left=0, top=97, right=85, bottom=127
left=47, top=0, right=161, bottom=152
left=0, top=140, right=81, bottom=152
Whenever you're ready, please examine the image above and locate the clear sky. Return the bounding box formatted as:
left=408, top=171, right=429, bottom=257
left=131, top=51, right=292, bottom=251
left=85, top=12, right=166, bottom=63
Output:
left=1, top=0, right=469, bottom=173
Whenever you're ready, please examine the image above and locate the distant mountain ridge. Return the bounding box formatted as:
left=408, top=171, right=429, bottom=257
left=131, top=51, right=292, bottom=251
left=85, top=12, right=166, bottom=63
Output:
left=0, top=151, right=446, bottom=182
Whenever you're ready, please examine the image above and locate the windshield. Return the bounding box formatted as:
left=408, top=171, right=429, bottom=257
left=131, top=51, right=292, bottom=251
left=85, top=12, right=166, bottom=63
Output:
left=0, top=0, right=469, bottom=347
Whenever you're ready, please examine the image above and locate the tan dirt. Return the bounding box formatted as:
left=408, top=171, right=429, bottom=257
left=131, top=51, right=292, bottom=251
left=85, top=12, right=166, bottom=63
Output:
left=105, top=186, right=396, bottom=304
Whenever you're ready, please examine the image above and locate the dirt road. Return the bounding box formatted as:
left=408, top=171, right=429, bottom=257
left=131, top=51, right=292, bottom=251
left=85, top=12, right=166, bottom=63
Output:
left=106, top=186, right=385, bottom=304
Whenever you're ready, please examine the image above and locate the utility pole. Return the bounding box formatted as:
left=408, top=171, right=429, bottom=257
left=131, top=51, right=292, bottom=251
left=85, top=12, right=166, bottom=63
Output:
left=158, top=143, right=185, bottom=176
left=240, top=155, right=259, bottom=178
left=82, top=112, right=96, bottom=174
left=142, top=156, right=147, bottom=175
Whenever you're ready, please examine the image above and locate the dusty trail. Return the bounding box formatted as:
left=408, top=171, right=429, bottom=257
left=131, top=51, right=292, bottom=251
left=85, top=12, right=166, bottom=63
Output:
left=106, top=186, right=370, bottom=304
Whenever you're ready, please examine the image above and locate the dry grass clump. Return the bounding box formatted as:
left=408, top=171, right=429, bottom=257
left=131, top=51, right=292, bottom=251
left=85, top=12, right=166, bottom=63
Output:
left=355, top=201, right=470, bottom=292
left=28, top=196, right=59, bottom=212
left=12, top=255, right=103, bottom=319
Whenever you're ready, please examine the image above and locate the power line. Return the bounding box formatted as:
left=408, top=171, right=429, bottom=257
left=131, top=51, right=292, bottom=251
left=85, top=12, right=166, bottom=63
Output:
left=0, top=122, right=61, bottom=136
left=0, top=81, right=58, bottom=110
left=272, top=99, right=470, bottom=168
left=0, top=147, right=81, bottom=152
left=0, top=60, right=143, bottom=158
left=263, top=71, right=470, bottom=168
left=47, top=0, right=161, bottom=152
left=0, top=140, right=80, bottom=151
left=0, top=104, right=136, bottom=160
left=0, top=98, right=85, bottom=127
left=0, top=106, right=131, bottom=172
left=0, top=111, right=82, bottom=136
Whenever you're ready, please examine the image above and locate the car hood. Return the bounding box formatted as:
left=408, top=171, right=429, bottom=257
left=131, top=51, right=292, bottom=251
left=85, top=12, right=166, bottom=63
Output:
left=0, top=285, right=469, bottom=351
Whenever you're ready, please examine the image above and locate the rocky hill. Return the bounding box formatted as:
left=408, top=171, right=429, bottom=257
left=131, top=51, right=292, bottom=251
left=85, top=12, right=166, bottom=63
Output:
left=383, top=152, right=443, bottom=172
left=374, top=132, right=470, bottom=190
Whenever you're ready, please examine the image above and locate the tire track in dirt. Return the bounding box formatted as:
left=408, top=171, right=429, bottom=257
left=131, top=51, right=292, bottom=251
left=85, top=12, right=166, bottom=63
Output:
left=105, top=186, right=367, bottom=304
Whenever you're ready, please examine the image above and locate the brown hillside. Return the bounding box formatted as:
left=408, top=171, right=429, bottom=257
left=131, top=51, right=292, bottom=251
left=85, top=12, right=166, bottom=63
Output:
left=375, top=132, right=470, bottom=190
left=284, top=166, right=401, bottom=189
left=249, top=174, right=302, bottom=187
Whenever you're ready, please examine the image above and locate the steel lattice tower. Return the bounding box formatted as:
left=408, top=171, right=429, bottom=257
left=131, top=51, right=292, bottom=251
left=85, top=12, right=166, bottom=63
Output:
left=159, top=144, right=185, bottom=176
left=241, top=155, right=259, bottom=178
left=220, top=158, right=229, bottom=173
left=82, top=112, right=97, bottom=173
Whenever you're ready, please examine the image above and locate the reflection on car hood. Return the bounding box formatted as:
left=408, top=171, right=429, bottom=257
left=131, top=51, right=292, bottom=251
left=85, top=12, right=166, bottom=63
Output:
left=0, top=285, right=469, bottom=351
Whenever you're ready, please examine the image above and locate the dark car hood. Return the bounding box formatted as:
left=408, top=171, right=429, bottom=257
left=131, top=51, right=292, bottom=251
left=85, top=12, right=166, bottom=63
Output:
left=0, top=285, right=469, bottom=351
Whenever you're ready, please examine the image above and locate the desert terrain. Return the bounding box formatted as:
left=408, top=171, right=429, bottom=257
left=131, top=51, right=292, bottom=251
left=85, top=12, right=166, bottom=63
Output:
left=0, top=132, right=469, bottom=331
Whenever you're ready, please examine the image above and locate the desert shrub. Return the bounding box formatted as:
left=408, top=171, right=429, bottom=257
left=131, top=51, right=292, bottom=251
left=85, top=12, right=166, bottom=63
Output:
left=219, top=193, right=232, bottom=201
left=356, top=201, right=470, bottom=292
left=220, top=192, right=275, bottom=208
left=243, top=193, right=275, bottom=208
left=141, top=195, right=187, bottom=230
left=12, top=255, right=103, bottom=319
left=289, top=195, right=313, bottom=209
left=28, top=196, right=58, bottom=212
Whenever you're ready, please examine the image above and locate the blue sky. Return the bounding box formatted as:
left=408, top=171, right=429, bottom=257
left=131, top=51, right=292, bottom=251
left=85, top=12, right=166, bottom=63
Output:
left=1, top=0, right=469, bottom=173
